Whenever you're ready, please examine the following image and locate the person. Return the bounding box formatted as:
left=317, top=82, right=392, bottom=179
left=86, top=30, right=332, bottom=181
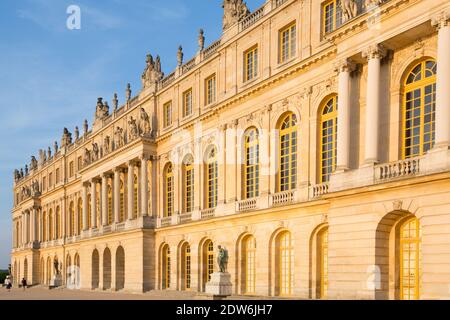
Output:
left=21, top=278, right=27, bottom=291
left=5, top=277, right=12, bottom=292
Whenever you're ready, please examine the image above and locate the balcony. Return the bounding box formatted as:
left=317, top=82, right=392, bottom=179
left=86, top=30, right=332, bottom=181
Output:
left=271, top=190, right=295, bottom=207
left=201, top=208, right=216, bottom=220
left=161, top=216, right=172, bottom=227
left=179, top=212, right=193, bottom=224
left=375, top=156, right=422, bottom=183
left=310, top=183, right=330, bottom=199
left=237, top=198, right=258, bottom=212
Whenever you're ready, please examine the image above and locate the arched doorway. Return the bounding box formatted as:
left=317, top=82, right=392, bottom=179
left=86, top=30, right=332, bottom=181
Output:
left=240, top=235, right=256, bottom=294
left=46, top=257, right=51, bottom=285
left=180, top=242, right=191, bottom=291
left=161, top=244, right=171, bottom=289
left=200, top=239, right=214, bottom=292
left=274, top=231, right=293, bottom=296
left=115, top=246, right=125, bottom=291
left=375, top=211, right=421, bottom=300
left=74, top=254, right=81, bottom=289
left=91, top=249, right=99, bottom=289
left=317, top=227, right=329, bottom=299
left=40, top=258, right=44, bottom=284
left=103, top=248, right=112, bottom=290
left=66, top=254, right=72, bottom=285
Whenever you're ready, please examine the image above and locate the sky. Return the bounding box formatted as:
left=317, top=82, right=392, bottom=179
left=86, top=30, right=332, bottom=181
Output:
left=0, top=0, right=265, bottom=269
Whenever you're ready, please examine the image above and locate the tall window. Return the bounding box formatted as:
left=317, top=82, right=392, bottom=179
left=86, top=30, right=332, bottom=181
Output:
left=49, top=173, right=53, bottom=188
left=48, top=209, right=53, bottom=240
left=278, top=231, right=293, bottom=296
left=165, top=163, right=174, bottom=217
left=320, top=96, right=338, bottom=183
left=206, top=148, right=218, bottom=209
left=120, top=180, right=125, bottom=222
left=107, top=185, right=113, bottom=225
left=244, top=235, right=256, bottom=294
left=244, top=128, right=259, bottom=199
left=183, top=89, right=193, bottom=118
left=244, top=46, right=258, bottom=82
left=322, top=0, right=342, bottom=34
left=184, top=156, right=194, bottom=213
left=400, top=217, right=421, bottom=300
left=133, top=175, right=138, bottom=218
left=205, top=240, right=214, bottom=283
left=279, top=113, right=298, bottom=192
left=163, top=101, right=172, bottom=128
left=205, top=74, right=216, bottom=105
left=78, top=198, right=83, bottom=234
left=55, top=168, right=60, bottom=184
left=42, top=212, right=47, bottom=241
left=162, top=245, right=171, bottom=289
left=69, top=202, right=75, bottom=236
left=55, top=207, right=61, bottom=239
left=69, top=161, right=74, bottom=177
left=184, top=244, right=191, bottom=290
left=318, top=228, right=329, bottom=299
left=403, top=59, right=436, bottom=159
left=279, top=22, right=296, bottom=63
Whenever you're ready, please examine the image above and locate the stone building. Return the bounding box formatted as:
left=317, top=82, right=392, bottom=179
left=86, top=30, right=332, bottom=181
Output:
left=10, top=0, right=450, bottom=299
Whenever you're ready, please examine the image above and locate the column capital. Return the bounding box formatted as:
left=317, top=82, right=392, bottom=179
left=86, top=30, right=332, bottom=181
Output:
left=362, top=44, right=387, bottom=60
left=140, top=154, right=151, bottom=162
left=90, top=177, right=101, bottom=183
left=334, top=58, right=356, bottom=73
left=102, top=172, right=113, bottom=179
left=128, top=159, right=139, bottom=166
left=113, top=166, right=125, bottom=173
left=431, top=10, right=450, bottom=30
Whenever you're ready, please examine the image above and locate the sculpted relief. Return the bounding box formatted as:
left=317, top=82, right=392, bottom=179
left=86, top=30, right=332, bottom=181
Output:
left=222, top=0, right=250, bottom=31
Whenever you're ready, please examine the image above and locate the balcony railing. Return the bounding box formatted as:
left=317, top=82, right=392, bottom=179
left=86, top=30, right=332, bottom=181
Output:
left=179, top=212, right=193, bottom=224
left=237, top=198, right=257, bottom=212
left=201, top=208, right=216, bottom=220
left=161, top=216, right=172, bottom=227
left=311, top=183, right=330, bottom=198
left=240, top=6, right=265, bottom=31
left=375, top=156, right=423, bottom=183
left=203, top=40, right=221, bottom=59
left=271, top=190, right=295, bottom=207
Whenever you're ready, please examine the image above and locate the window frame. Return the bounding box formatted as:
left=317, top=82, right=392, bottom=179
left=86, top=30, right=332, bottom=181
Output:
left=278, top=22, right=297, bottom=64
left=244, top=45, right=258, bottom=83
left=205, top=74, right=217, bottom=106
left=163, top=101, right=173, bottom=128
left=182, top=88, right=193, bottom=118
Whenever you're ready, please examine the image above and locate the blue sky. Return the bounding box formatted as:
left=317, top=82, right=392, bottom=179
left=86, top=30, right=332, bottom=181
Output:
left=0, top=0, right=265, bottom=269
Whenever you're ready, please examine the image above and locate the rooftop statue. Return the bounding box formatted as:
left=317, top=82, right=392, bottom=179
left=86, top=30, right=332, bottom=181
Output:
left=61, top=128, right=72, bottom=147
left=142, top=54, right=164, bottom=89
left=222, top=0, right=250, bottom=31
left=94, top=97, right=109, bottom=121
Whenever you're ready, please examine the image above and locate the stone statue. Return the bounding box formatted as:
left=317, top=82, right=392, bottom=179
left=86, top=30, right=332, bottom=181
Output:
left=83, top=119, right=89, bottom=135
left=217, top=245, right=229, bottom=273
left=74, top=126, right=80, bottom=140
left=139, top=108, right=151, bottom=135
left=54, top=141, right=59, bottom=155
left=198, top=29, right=205, bottom=52
left=61, top=128, right=72, bottom=147
left=126, top=83, right=131, bottom=102
left=30, top=156, right=38, bottom=171
left=14, top=169, right=20, bottom=182
left=47, top=146, right=52, bottom=159
left=104, top=135, right=110, bottom=154
left=54, top=259, right=59, bottom=275
left=112, top=93, right=118, bottom=112
left=177, top=45, right=184, bottom=67
left=20, top=168, right=24, bottom=178
left=83, top=148, right=91, bottom=166
left=365, top=0, right=384, bottom=9
left=92, top=143, right=99, bottom=161
left=95, top=97, right=109, bottom=120
left=222, top=0, right=250, bottom=31
left=114, top=126, right=124, bottom=149
left=142, top=54, right=164, bottom=89
left=128, top=116, right=139, bottom=141
left=32, top=180, right=40, bottom=196
left=340, top=0, right=358, bottom=23
left=25, top=165, right=29, bottom=176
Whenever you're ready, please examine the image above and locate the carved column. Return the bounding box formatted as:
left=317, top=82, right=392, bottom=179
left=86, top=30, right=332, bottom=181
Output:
left=113, top=168, right=121, bottom=223
left=140, top=156, right=149, bottom=217
left=101, top=174, right=108, bottom=226
left=127, top=161, right=136, bottom=220
left=30, top=208, right=35, bottom=243
left=335, top=58, right=355, bottom=171
left=91, top=179, right=98, bottom=229
left=432, top=12, right=450, bottom=147
left=363, top=44, right=386, bottom=164
left=82, top=183, right=88, bottom=231
left=150, top=156, right=158, bottom=217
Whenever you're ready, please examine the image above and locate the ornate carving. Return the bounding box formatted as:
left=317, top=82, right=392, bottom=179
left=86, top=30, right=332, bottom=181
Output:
left=393, top=200, right=403, bottom=211
left=114, top=126, right=124, bottom=149
left=104, top=136, right=110, bottom=155
left=340, top=0, right=358, bottom=23
left=177, top=46, right=183, bottom=67
left=30, top=156, right=38, bottom=171
left=222, top=0, right=250, bottom=31
left=74, top=126, right=80, bottom=140
left=126, top=83, right=132, bottom=102
left=141, top=54, right=164, bottom=89
left=334, top=58, right=356, bottom=73
left=431, top=10, right=450, bottom=30
left=198, top=29, right=205, bottom=52
left=31, top=180, right=40, bottom=196
left=362, top=44, right=387, bottom=60
left=61, top=128, right=72, bottom=147
left=139, top=108, right=151, bottom=136
left=83, top=148, right=91, bottom=166
left=94, top=97, right=109, bottom=121
left=54, top=141, right=59, bottom=155
left=47, top=147, right=51, bottom=159
left=92, top=143, right=99, bottom=161
left=128, top=116, right=139, bottom=141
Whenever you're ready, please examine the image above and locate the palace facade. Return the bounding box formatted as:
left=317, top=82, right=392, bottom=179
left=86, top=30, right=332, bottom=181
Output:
left=10, top=0, right=450, bottom=299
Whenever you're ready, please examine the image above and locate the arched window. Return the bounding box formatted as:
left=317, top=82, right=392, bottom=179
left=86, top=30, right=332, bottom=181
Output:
left=164, top=163, right=174, bottom=217
left=107, top=184, right=113, bottom=225
left=133, top=174, right=138, bottom=218
left=201, top=239, right=214, bottom=290
left=48, top=209, right=53, bottom=240
left=403, top=59, right=436, bottom=158
left=243, top=235, right=256, bottom=294
left=162, top=244, right=171, bottom=289
left=206, top=148, right=218, bottom=209
left=278, top=113, right=297, bottom=192
left=277, top=231, right=293, bottom=296
left=69, top=202, right=75, bottom=237
left=400, top=217, right=421, bottom=300
left=78, top=198, right=83, bottom=234
left=319, top=96, right=338, bottom=183
left=120, top=179, right=125, bottom=222
left=55, top=207, right=61, bottom=239
left=318, top=227, right=329, bottom=299
left=244, top=128, right=259, bottom=199
left=183, top=156, right=194, bottom=213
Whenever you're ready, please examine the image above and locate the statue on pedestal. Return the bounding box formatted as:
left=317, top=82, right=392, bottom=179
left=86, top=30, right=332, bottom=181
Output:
left=217, top=245, right=229, bottom=273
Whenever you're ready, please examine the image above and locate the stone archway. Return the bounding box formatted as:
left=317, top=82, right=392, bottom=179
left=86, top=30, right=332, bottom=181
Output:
left=91, top=249, right=99, bottom=289
left=115, top=246, right=125, bottom=291
left=103, top=248, right=112, bottom=290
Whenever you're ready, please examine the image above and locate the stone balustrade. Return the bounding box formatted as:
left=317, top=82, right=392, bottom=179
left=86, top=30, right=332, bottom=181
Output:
left=271, top=190, right=295, bottom=207
left=201, top=208, right=216, bottom=220
left=179, top=212, right=193, bottom=224
left=375, top=156, right=423, bottom=183
left=237, top=198, right=258, bottom=212
left=310, top=183, right=330, bottom=199
left=161, top=216, right=172, bottom=227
